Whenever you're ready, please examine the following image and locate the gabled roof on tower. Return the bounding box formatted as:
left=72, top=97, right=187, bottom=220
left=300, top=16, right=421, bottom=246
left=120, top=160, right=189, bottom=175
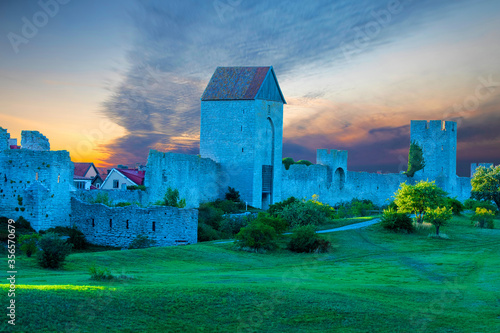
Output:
left=201, top=66, right=286, bottom=104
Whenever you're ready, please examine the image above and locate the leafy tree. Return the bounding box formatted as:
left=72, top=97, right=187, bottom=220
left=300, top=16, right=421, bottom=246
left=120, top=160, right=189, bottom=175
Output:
left=156, top=187, right=186, bottom=208
left=424, top=206, right=452, bottom=236
left=282, top=157, right=295, bottom=170
left=37, top=233, right=73, bottom=269
left=394, top=180, right=447, bottom=223
left=471, top=165, right=500, bottom=210
left=268, top=196, right=298, bottom=217
left=225, top=187, right=241, bottom=202
left=446, top=197, right=464, bottom=216
left=19, top=233, right=41, bottom=257
left=405, top=142, right=425, bottom=177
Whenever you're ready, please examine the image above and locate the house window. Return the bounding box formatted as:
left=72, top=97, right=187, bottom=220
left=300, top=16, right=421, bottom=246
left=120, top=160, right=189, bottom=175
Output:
left=113, top=180, right=119, bottom=189
left=152, top=221, right=156, bottom=232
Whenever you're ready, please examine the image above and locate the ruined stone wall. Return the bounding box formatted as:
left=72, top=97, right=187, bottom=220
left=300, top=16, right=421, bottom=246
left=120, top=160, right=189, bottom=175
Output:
left=0, top=140, right=72, bottom=231
left=0, top=128, right=10, bottom=151
left=21, top=131, right=50, bottom=151
left=281, top=162, right=407, bottom=207
left=71, top=198, right=198, bottom=248
left=72, top=189, right=147, bottom=206
left=145, top=150, right=221, bottom=208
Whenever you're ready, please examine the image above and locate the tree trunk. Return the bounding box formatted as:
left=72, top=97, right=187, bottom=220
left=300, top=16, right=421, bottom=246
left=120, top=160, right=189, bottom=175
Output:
left=436, top=224, right=440, bottom=236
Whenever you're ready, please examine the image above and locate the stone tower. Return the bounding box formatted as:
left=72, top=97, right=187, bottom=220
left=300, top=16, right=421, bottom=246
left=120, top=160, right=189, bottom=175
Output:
left=410, top=120, right=457, bottom=189
left=200, top=66, right=286, bottom=209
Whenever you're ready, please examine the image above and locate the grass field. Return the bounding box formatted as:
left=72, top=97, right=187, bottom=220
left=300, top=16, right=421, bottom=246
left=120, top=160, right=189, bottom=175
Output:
left=1, top=214, right=499, bottom=332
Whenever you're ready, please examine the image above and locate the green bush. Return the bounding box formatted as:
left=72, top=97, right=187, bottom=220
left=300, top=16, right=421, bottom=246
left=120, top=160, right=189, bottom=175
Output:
left=268, top=196, right=298, bottom=217
left=254, top=213, right=288, bottom=234
left=19, top=233, right=41, bottom=257
left=44, top=226, right=88, bottom=250
left=127, top=185, right=146, bottom=191
left=380, top=209, right=414, bottom=233
left=280, top=201, right=331, bottom=228
left=156, top=187, right=186, bottom=208
left=334, top=198, right=375, bottom=218
left=128, top=235, right=157, bottom=249
left=446, top=198, right=464, bottom=215
left=470, top=207, right=495, bottom=229
left=198, top=203, right=224, bottom=230
left=473, top=201, right=498, bottom=214
left=114, top=202, right=132, bottom=207
left=90, top=192, right=113, bottom=206
left=197, top=223, right=221, bottom=242
left=225, top=186, right=241, bottom=202
left=235, top=221, right=278, bottom=252
left=463, top=198, right=477, bottom=210
left=219, top=214, right=255, bottom=236
left=89, top=265, right=113, bottom=281
left=287, top=225, right=330, bottom=253
left=37, top=233, right=73, bottom=269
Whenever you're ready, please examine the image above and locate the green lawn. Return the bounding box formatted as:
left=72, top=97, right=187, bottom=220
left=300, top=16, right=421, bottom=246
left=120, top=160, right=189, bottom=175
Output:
left=1, top=214, right=499, bottom=332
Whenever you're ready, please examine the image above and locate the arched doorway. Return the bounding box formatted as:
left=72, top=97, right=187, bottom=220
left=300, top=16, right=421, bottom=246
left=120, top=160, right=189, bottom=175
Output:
left=334, top=167, right=345, bottom=190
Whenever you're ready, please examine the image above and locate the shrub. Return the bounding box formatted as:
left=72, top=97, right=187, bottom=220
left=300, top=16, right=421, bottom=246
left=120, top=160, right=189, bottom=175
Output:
left=225, top=187, right=241, bottom=202
left=473, top=201, right=498, bottom=214
left=91, top=192, right=113, bottom=206
left=446, top=197, right=464, bottom=215
left=280, top=200, right=331, bottom=228
left=128, top=235, right=157, bottom=249
left=162, top=187, right=186, bottom=208
left=268, top=196, right=298, bottom=217
left=235, top=221, right=278, bottom=252
left=44, top=226, right=88, bottom=250
left=380, top=209, right=414, bottom=233
left=197, top=223, right=221, bottom=242
left=333, top=198, right=375, bottom=218
left=198, top=203, right=224, bottom=230
left=470, top=207, right=495, bottom=229
left=37, top=233, right=73, bottom=269
left=89, top=265, right=113, bottom=281
left=463, top=198, right=478, bottom=210
left=219, top=214, right=255, bottom=236
left=0, top=216, right=35, bottom=241
left=127, top=185, right=146, bottom=191
left=114, top=202, right=132, bottom=207
left=287, top=225, right=330, bottom=253
left=255, top=213, right=288, bottom=234
left=19, top=233, right=41, bottom=257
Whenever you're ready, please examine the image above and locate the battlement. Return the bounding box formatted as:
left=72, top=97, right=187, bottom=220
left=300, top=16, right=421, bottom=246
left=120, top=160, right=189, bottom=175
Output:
left=0, top=127, right=10, bottom=151
left=316, top=149, right=348, bottom=166
left=410, top=120, right=456, bottom=133
left=21, top=130, right=50, bottom=151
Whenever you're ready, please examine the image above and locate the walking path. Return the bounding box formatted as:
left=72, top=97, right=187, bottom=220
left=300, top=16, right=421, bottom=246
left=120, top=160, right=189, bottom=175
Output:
left=213, top=218, right=381, bottom=244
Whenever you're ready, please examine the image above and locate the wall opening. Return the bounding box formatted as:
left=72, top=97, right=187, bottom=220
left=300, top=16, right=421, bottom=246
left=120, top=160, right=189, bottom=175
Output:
left=334, top=168, right=346, bottom=190
left=109, top=219, right=112, bottom=230
left=92, top=218, right=95, bottom=228
left=152, top=221, right=156, bottom=232
left=126, top=220, right=129, bottom=229
left=262, top=117, right=275, bottom=208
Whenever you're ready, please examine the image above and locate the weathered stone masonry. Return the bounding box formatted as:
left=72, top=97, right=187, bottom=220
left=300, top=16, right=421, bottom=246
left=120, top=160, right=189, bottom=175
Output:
left=71, top=198, right=198, bottom=248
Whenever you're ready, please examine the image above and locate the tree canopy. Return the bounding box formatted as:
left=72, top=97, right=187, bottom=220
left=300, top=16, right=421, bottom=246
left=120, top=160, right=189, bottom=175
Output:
left=394, top=180, right=447, bottom=223
left=405, top=141, right=425, bottom=177
left=471, top=165, right=500, bottom=210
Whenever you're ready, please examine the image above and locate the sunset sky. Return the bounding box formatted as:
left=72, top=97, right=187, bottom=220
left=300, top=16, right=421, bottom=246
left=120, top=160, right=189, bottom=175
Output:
left=1, top=0, right=499, bottom=176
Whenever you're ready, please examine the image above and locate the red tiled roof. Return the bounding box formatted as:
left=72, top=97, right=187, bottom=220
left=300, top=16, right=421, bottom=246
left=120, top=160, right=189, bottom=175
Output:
left=74, top=163, right=93, bottom=177
left=117, top=169, right=145, bottom=186
left=201, top=67, right=271, bottom=101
